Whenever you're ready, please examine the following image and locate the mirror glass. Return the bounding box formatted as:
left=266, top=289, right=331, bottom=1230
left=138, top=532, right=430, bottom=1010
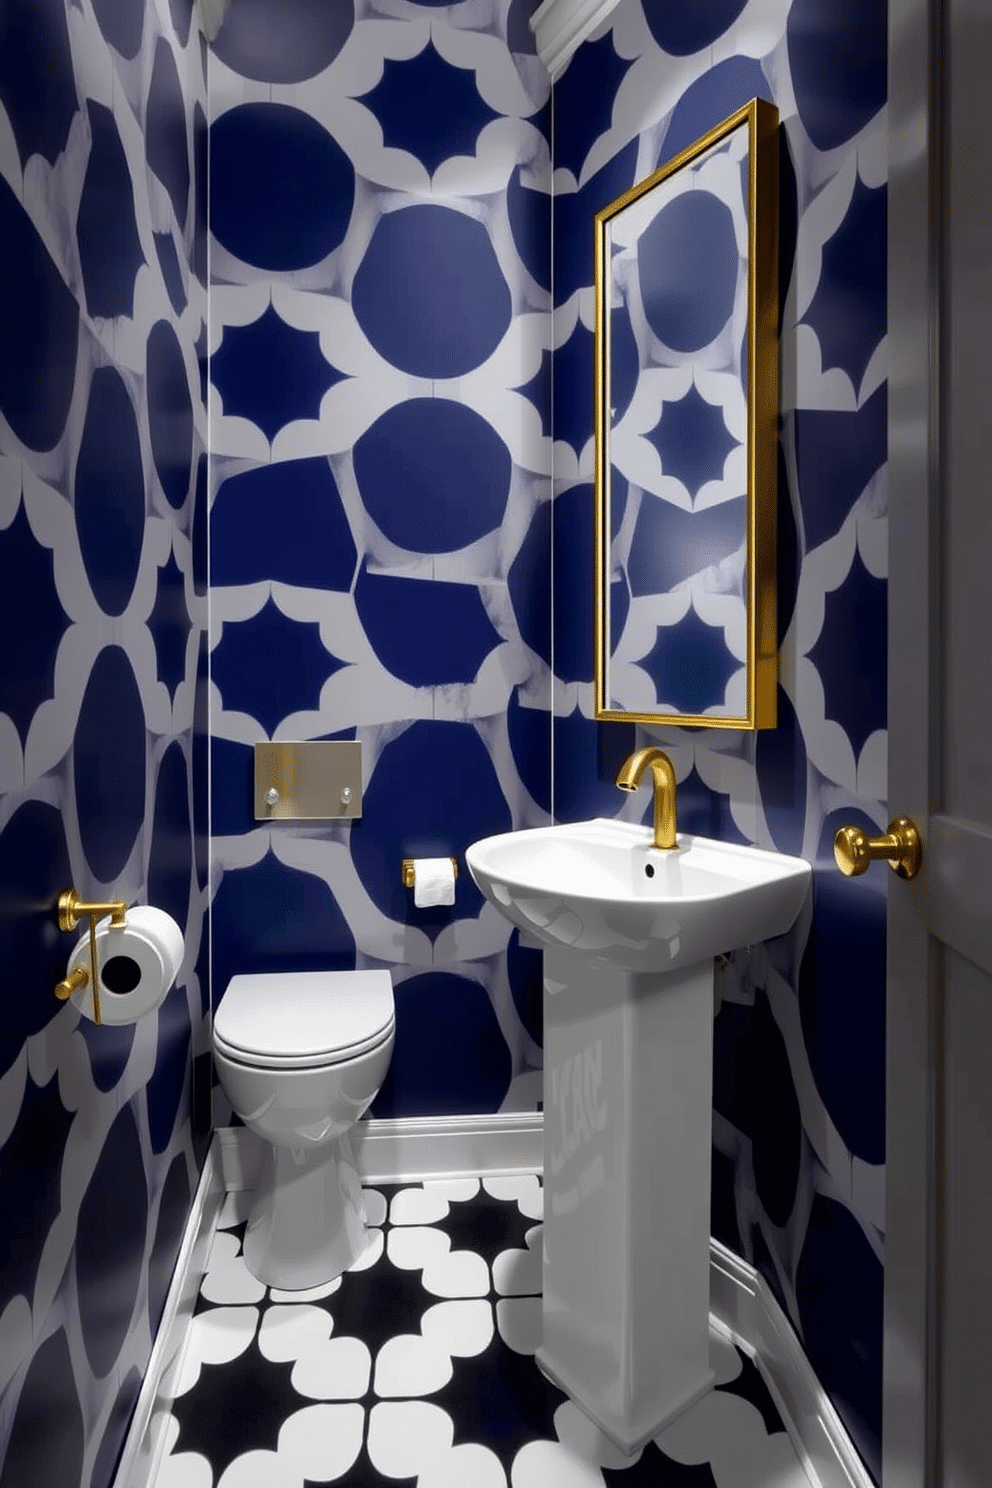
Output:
left=594, top=99, right=778, bottom=729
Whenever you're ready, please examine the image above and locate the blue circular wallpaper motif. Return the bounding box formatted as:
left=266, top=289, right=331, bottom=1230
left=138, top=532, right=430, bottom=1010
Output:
left=659, top=57, right=769, bottom=169
left=75, top=647, right=147, bottom=882
left=354, top=399, right=512, bottom=554
left=352, top=205, right=512, bottom=378
left=77, top=102, right=145, bottom=320
left=372, top=973, right=512, bottom=1118
left=76, top=1105, right=148, bottom=1376
left=642, top=0, right=749, bottom=57
left=787, top=0, right=886, bottom=152
left=0, top=176, right=79, bottom=453
left=638, top=191, right=739, bottom=352
left=355, top=566, right=501, bottom=688
left=0, top=0, right=78, bottom=170
left=78, top=1015, right=135, bottom=1096
left=75, top=367, right=145, bottom=616
left=146, top=39, right=190, bottom=230
left=148, top=742, right=193, bottom=934
left=0, top=1330, right=84, bottom=1488
left=211, top=104, right=355, bottom=271
left=0, top=1073, right=73, bottom=1314
left=147, top=990, right=192, bottom=1155
left=147, top=320, right=194, bottom=510
left=148, top=1157, right=191, bottom=1329
left=211, top=0, right=354, bottom=84
left=91, top=0, right=144, bottom=59
left=211, top=459, right=358, bottom=591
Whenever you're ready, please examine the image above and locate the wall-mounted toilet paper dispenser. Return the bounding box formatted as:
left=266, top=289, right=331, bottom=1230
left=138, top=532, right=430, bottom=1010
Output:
left=53, top=890, right=184, bottom=1026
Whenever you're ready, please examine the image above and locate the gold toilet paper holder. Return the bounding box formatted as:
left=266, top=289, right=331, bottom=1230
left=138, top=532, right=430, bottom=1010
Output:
left=401, top=858, right=459, bottom=888
left=53, top=890, right=128, bottom=1026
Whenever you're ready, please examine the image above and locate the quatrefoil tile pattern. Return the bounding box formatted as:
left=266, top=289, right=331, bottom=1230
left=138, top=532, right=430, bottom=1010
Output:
left=551, top=0, right=887, bottom=1475
left=0, top=3, right=208, bottom=1487
left=155, top=1179, right=812, bottom=1488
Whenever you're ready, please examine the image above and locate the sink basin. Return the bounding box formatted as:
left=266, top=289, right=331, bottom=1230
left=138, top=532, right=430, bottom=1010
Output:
left=466, top=817, right=811, bottom=973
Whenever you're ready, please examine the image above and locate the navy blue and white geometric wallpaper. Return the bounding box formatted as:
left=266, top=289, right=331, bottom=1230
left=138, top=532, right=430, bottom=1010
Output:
left=0, top=2, right=209, bottom=1485
left=207, top=0, right=553, bottom=1119
left=1, top=0, right=888, bottom=1483
left=551, top=0, right=887, bottom=1476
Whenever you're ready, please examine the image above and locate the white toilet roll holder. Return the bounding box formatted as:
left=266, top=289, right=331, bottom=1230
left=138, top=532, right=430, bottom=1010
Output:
left=53, top=889, right=128, bottom=1025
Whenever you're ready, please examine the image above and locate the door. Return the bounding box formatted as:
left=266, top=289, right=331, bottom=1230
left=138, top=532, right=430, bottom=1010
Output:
left=886, top=2, right=992, bottom=1485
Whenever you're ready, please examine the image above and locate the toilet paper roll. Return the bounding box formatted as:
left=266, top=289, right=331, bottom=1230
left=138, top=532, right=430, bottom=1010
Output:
left=66, top=905, right=185, bottom=1025
left=412, top=858, right=456, bottom=908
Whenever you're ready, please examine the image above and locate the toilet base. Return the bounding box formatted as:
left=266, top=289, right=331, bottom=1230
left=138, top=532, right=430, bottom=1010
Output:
left=243, top=1131, right=371, bottom=1289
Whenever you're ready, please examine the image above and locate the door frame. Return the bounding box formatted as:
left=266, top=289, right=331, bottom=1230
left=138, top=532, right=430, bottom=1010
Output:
left=885, top=0, right=943, bottom=1482
left=886, top=0, right=992, bottom=1481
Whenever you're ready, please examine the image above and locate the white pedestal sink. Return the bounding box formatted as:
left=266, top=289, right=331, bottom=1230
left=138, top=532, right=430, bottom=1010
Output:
left=466, top=818, right=811, bottom=1454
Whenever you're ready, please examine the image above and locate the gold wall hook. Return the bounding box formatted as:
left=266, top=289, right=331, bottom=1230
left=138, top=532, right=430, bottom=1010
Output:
left=54, top=890, right=129, bottom=1025
left=834, top=816, right=923, bottom=881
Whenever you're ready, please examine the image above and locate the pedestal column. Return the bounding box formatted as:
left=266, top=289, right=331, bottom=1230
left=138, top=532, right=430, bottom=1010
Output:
left=537, top=947, right=715, bottom=1452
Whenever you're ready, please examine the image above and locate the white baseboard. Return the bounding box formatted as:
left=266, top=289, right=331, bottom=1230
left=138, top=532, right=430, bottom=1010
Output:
left=114, top=1142, right=224, bottom=1488
left=119, top=1119, right=870, bottom=1488
left=709, top=1238, right=873, bottom=1488
left=216, top=1112, right=545, bottom=1191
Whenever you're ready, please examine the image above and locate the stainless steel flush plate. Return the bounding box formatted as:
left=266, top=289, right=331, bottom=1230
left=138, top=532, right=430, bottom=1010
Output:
left=254, top=741, right=362, bottom=820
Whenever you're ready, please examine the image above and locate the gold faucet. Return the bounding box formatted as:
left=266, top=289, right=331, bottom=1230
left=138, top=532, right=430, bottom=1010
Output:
left=615, top=747, right=678, bottom=849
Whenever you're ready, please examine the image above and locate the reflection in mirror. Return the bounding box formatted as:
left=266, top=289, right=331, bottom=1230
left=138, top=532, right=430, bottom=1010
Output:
left=594, top=99, right=778, bottom=729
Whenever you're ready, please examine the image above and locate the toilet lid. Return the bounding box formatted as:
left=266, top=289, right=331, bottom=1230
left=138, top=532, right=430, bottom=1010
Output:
left=215, top=970, right=394, bottom=1065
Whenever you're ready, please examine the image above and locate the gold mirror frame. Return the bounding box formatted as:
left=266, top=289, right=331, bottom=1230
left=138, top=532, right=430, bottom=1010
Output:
left=594, top=97, right=779, bottom=729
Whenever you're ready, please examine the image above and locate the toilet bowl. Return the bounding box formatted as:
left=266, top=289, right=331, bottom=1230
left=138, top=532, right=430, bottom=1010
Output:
left=213, top=969, right=395, bottom=1290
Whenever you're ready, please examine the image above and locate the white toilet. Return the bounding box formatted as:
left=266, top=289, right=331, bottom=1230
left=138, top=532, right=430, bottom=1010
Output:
left=213, top=969, right=395, bottom=1290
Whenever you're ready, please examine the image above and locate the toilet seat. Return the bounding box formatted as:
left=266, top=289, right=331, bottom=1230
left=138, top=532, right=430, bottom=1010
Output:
left=215, top=969, right=395, bottom=1071
left=213, top=1018, right=394, bottom=1071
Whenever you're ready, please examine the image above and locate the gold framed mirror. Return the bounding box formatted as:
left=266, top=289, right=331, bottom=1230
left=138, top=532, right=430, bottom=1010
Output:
left=594, top=97, right=779, bottom=729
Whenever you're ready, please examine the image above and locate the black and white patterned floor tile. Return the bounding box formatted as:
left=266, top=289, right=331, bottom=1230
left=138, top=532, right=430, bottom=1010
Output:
left=154, top=1177, right=811, bottom=1488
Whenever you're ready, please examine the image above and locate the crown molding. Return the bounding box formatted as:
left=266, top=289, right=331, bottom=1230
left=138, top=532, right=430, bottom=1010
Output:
left=529, top=0, right=622, bottom=77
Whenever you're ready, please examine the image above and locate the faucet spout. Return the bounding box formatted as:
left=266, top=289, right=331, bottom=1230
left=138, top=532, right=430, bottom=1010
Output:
left=615, top=747, right=678, bottom=850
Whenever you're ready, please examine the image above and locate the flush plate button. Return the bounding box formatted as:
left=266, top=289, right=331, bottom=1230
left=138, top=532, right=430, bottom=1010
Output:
left=255, top=741, right=362, bottom=821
